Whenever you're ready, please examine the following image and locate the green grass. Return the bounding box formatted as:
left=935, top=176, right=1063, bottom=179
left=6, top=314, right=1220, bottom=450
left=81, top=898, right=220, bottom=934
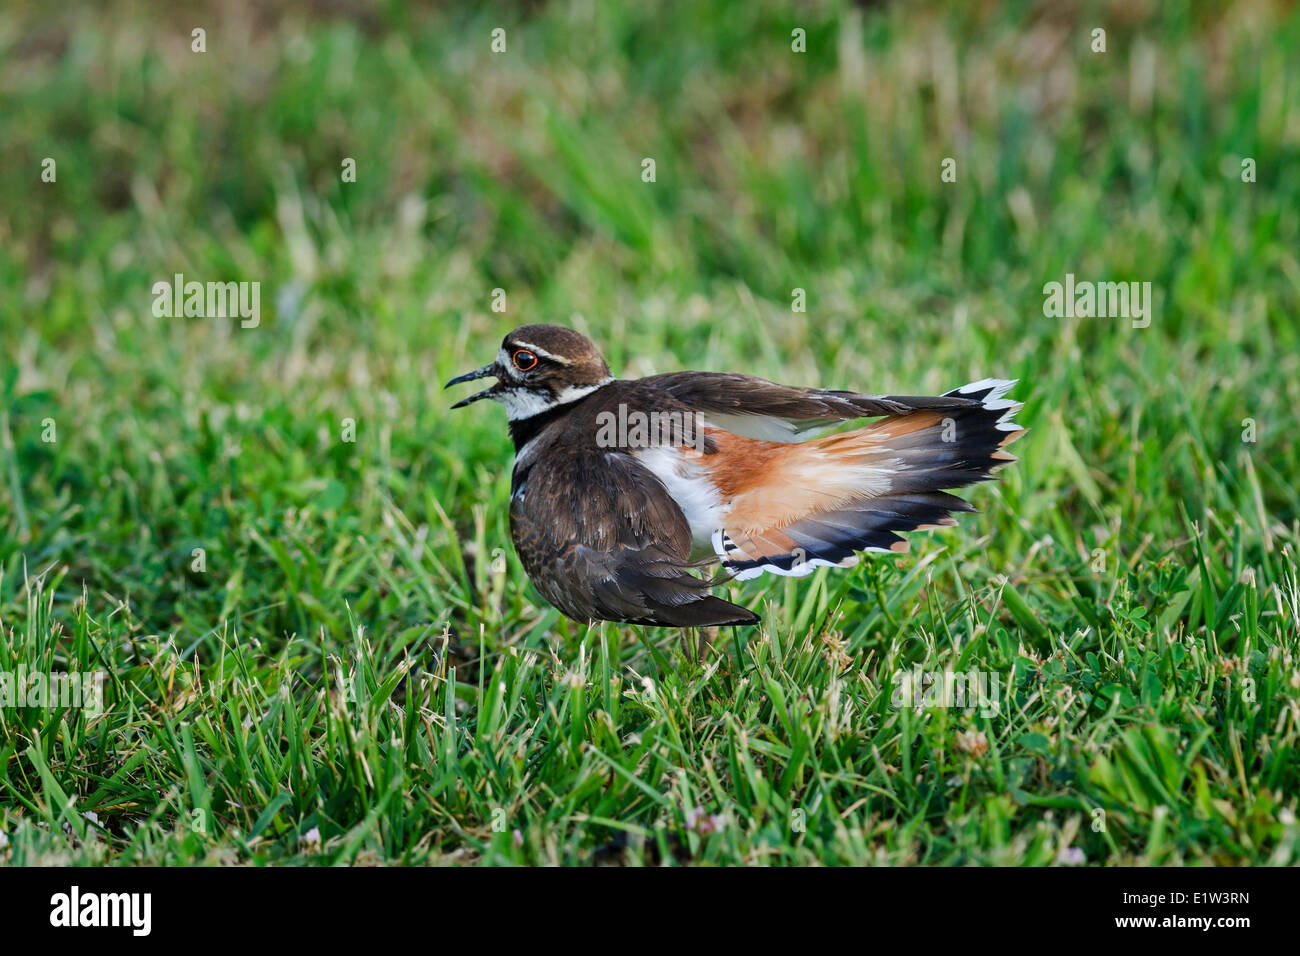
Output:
left=1, top=0, right=1299, bottom=865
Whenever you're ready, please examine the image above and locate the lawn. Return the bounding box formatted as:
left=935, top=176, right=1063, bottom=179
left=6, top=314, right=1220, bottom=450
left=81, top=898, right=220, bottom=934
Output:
left=1, top=0, right=1298, bottom=865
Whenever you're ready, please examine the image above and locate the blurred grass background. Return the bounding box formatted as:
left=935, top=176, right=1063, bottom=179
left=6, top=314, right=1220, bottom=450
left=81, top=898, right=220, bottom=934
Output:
left=0, top=0, right=1298, bottom=864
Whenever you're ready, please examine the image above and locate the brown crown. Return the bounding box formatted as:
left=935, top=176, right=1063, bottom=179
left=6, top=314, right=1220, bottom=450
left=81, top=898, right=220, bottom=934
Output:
left=503, top=324, right=612, bottom=388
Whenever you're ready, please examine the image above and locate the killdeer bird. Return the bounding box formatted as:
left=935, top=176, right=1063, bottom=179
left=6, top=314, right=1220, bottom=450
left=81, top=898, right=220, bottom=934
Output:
left=447, top=325, right=1023, bottom=629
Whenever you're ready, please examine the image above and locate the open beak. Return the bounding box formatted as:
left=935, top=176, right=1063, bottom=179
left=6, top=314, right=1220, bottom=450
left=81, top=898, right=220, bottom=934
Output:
left=445, top=363, right=501, bottom=409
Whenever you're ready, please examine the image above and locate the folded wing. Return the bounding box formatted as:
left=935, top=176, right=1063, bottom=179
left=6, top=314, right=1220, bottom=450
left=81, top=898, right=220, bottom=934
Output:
left=510, top=449, right=760, bottom=626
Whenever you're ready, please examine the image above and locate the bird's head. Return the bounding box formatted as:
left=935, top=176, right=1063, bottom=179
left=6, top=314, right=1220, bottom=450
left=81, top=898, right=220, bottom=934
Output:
left=445, top=324, right=613, bottom=420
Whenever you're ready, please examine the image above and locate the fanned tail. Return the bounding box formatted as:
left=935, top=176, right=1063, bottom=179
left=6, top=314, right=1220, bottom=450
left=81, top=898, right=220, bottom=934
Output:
left=715, top=379, right=1025, bottom=580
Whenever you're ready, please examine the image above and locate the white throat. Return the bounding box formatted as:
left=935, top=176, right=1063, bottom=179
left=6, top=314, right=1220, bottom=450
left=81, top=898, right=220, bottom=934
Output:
left=499, top=378, right=612, bottom=421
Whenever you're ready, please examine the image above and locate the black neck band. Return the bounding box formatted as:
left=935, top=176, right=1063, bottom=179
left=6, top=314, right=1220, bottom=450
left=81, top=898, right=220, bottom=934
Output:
left=508, top=399, right=570, bottom=451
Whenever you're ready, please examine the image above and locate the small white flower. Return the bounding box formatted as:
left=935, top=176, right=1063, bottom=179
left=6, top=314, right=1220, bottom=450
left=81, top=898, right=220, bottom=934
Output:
left=1058, top=846, right=1086, bottom=866
left=685, top=807, right=724, bottom=835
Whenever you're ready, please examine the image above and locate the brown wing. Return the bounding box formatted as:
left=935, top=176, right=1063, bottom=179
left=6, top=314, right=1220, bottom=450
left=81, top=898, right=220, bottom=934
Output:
left=640, top=371, right=980, bottom=441
left=509, top=449, right=758, bottom=627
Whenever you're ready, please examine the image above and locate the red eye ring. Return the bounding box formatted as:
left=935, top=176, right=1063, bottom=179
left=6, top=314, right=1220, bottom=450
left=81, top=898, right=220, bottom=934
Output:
left=512, top=349, right=538, bottom=371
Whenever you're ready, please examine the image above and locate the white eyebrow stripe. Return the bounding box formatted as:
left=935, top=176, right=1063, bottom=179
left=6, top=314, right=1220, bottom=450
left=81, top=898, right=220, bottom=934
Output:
left=508, top=342, right=571, bottom=365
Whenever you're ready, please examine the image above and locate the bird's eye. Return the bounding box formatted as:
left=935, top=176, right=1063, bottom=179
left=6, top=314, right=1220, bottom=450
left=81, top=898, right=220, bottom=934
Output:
left=512, top=350, right=538, bottom=371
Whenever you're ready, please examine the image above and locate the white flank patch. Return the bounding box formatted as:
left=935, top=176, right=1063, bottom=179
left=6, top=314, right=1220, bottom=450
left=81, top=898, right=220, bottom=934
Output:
left=633, top=444, right=724, bottom=548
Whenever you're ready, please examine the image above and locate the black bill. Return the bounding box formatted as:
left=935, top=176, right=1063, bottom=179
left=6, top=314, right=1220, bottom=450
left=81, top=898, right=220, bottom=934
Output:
left=445, top=363, right=500, bottom=408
